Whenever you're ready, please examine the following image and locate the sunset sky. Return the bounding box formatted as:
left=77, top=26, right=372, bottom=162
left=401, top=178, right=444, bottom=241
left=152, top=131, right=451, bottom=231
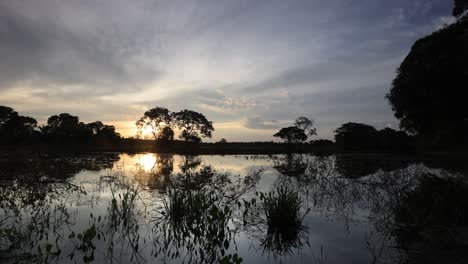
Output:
left=0, top=0, right=454, bottom=141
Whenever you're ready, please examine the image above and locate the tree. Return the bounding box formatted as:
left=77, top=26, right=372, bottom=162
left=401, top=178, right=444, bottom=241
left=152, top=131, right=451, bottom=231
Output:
left=217, top=138, right=227, bottom=144
left=387, top=1, right=468, bottom=144
left=294, top=117, right=317, bottom=137
left=376, top=127, right=411, bottom=152
left=0, top=106, right=17, bottom=127
left=172, top=110, right=214, bottom=143
left=274, top=116, right=316, bottom=144
left=41, top=113, right=88, bottom=140
left=136, top=107, right=172, bottom=139
left=334, top=122, right=378, bottom=150
left=85, top=121, right=120, bottom=140
left=453, top=0, right=468, bottom=17
left=156, top=126, right=174, bottom=142
left=0, top=106, right=38, bottom=143
left=86, top=121, right=105, bottom=135
left=274, top=126, right=307, bottom=144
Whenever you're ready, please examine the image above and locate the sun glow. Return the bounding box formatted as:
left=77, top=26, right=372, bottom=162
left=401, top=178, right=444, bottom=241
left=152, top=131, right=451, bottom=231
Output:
left=141, top=126, right=156, bottom=139
left=138, top=154, right=157, bottom=172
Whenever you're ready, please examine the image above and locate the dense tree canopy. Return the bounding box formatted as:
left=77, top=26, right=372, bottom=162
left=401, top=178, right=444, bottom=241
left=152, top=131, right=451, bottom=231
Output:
left=274, top=126, right=308, bottom=144
left=387, top=2, right=468, bottom=144
left=42, top=113, right=86, bottom=138
left=136, top=107, right=172, bottom=139
left=86, top=121, right=120, bottom=142
left=334, top=123, right=377, bottom=150
left=0, top=106, right=17, bottom=127
left=172, top=110, right=214, bottom=143
left=453, top=0, right=468, bottom=17
left=0, top=106, right=38, bottom=143
left=334, top=122, right=412, bottom=151
left=157, top=126, right=175, bottom=142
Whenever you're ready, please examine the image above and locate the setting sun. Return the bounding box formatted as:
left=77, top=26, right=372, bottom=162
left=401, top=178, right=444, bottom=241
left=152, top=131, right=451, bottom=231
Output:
left=140, top=126, right=156, bottom=139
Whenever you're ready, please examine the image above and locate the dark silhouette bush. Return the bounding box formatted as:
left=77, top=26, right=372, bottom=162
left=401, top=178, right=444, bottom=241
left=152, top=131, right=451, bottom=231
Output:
left=387, top=3, right=468, bottom=147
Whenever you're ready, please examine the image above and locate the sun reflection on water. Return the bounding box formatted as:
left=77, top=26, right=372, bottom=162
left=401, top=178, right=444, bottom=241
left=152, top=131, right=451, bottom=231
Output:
left=138, top=153, right=157, bottom=172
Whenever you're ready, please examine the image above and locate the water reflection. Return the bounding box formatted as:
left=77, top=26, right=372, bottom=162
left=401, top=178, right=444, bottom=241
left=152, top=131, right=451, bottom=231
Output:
left=134, top=154, right=174, bottom=192
left=0, top=153, right=467, bottom=263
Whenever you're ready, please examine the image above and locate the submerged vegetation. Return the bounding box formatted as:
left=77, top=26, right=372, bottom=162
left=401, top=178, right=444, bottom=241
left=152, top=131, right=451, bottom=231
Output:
left=1, top=152, right=468, bottom=263
left=261, top=187, right=309, bottom=256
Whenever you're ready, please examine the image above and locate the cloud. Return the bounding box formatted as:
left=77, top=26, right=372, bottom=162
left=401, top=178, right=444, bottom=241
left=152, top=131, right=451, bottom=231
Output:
left=0, top=0, right=161, bottom=90
left=0, top=0, right=454, bottom=140
left=243, top=116, right=288, bottom=130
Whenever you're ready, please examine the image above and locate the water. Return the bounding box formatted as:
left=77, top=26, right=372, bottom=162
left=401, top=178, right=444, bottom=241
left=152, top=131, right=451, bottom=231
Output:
left=0, top=152, right=467, bottom=263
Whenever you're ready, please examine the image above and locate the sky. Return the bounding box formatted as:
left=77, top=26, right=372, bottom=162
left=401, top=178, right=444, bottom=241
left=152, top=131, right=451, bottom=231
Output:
left=0, top=0, right=455, bottom=141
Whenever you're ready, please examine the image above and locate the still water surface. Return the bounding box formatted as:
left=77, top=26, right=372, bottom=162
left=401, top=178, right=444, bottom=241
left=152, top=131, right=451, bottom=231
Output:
left=0, top=153, right=467, bottom=263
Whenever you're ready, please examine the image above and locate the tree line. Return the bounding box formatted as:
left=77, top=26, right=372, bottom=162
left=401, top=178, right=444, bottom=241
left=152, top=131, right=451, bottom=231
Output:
left=271, top=117, right=412, bottom=152
left=0, top=106, right=120, bottom=145
left=0, top=105, right=215, bottom=147
left=1, top=104, right=412, bottom=152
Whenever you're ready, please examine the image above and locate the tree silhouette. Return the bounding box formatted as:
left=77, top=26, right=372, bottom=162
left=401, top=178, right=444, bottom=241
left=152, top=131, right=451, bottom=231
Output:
left=294, top=117, right=317, bottom=137
left=453, top=0, right=468, bottom=17
left=274, top=126, right=307, bottom=144
left=41, top=113, right=89, bottom=141
left=0, top=106, right=38, bottom=143
left=86, top=121, right=105, bottom=135
left=274, top=116, right=316, bottom=144
left=387, top=1, right=468, bottom=145
left=172, top=110, right=214, bottom=143
left=136, top=107, right=172, bottom=140
left=0, top=106, right=17, bottom=126
left=334, top=122, right=377, bottom=150
left=376, top=127, right=411, bottom=151
left=157, top=126, right=174, bottom=142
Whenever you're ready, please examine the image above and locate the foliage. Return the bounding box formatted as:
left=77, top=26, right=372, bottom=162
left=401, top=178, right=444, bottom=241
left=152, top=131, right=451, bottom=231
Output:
left=386, top=5, right=468, bottom=144
left=156, top=188, right=241, bottom=263
left=274, top=116, right=316, bottom=144
left=239, top=186, right=310, bottom=258
left=172, top=109, right=214, bottom=143
left=453, top=0, right=468, bottom=17
left=393, top=174, right=468, bottom=264
left=41, top=113, right=120, bottom=143
left=334, top=123, right=412, bottom=151
left=294, top=117, right=317, bottom=137
left=273, top=154, right=307, bottom=177
left=274, top=126, right=307, bottom=144
left=334, top=122, right=377, bottom=150
left=136, top=107, right=172, bottom=140
left=262, top=186, right=309, bottom=254
left=157, top=126, right=175, bottom=142
left=86, top=121, right=120, bottom=142
left=0, top=106, right=38, bottom=144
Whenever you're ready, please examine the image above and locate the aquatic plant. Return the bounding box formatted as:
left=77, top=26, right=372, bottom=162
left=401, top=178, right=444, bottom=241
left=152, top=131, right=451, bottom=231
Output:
left=261, top=186, right=309, bottom=256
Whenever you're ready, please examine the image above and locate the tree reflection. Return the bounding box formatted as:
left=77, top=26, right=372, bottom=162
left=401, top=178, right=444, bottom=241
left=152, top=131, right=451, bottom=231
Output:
left=2, top=153, right=467, bottom=263
left=272, top=153, right=307, bottom=177
left=151, top=165, right=262, bottom=264
left=392, top=175, right=468, bottom=264
left=271, top=154, right=468, bottom=264
left=134, top=154, right=174, bottom=192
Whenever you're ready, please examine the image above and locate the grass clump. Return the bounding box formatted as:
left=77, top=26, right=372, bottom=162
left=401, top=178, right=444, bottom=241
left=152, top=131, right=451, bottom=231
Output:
left=264, top=186, right=305, bottom=231
left=262, top=186, right=309, bottom=256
